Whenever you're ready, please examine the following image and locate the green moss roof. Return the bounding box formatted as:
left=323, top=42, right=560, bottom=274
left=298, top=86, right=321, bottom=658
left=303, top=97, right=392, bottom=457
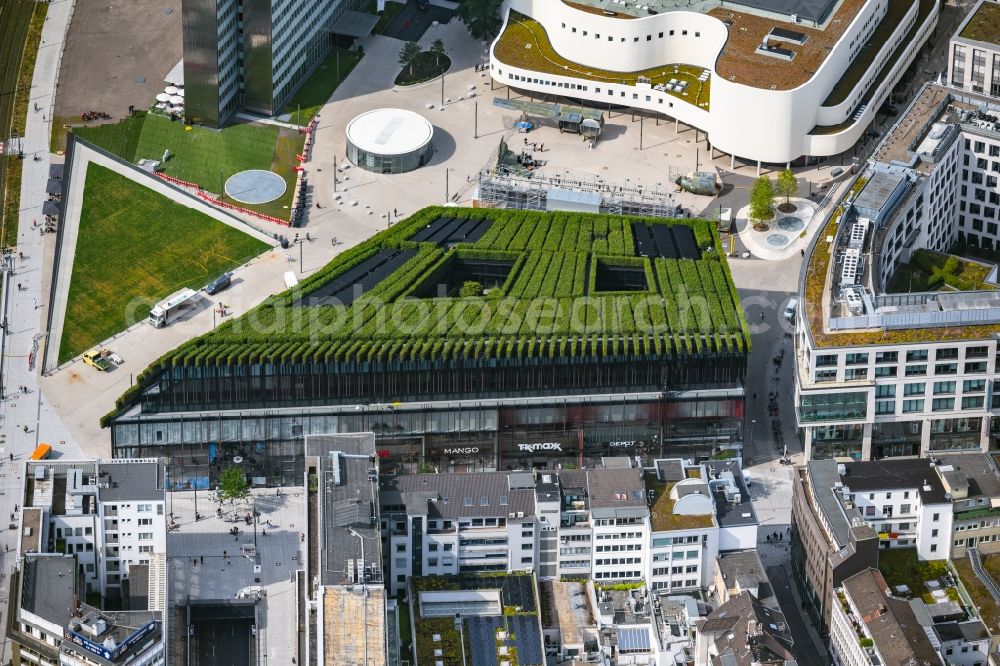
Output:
left=494, top=11, right=710, bottom=110
left=961, top=1, right=1000, bottom=44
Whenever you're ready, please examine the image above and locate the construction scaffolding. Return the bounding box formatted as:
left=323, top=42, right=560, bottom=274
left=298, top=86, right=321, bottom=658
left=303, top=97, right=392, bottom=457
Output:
left=477, top=166, right=680, bottom=218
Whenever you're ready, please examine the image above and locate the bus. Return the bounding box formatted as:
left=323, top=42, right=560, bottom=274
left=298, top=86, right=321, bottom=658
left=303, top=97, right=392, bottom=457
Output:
left=30, top=443, right=51, bottom=461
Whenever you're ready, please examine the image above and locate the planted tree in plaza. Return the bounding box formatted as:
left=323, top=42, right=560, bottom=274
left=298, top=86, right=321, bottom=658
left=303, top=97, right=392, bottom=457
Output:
left=457, top=0, right=503, bottom=40
left=218, top=465, right=249, bottom=503
left=399, top=41, right=422, bottom=76
left=430, top=38, right=446, bottom=67
left=776, top=168, right=799, bottom=209
left=749, top=175, right=775, bottom=223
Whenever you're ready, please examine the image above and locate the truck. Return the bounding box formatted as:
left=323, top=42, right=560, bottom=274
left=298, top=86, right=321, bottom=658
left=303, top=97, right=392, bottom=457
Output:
left=148, top=288, right=199, bottom=328
left=83, top=349, right=112, bottom=371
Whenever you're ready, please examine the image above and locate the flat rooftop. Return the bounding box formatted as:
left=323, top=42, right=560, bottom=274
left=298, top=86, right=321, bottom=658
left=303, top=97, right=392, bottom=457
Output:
left=97, top=459, right=164, bottom=502
left=21, top=555, right=76, bottom=626
left=166, top=487, right=304, bottom=665
left=934, top=453, right=1000, bottom=501
left=959, top=0, right=1000, bottom=45
left=323, top=586, right=386, bottom=666
left=307, top=434, right=382, bottom=587
left=873, top=84, right=954, bottom=175
left=841, top=458, right=948, bottom=504
left=716, top=549, right=775, bottom=606
left=541, top=581, right=595, bottom=647
left=704, top=460, right=757, bottom=527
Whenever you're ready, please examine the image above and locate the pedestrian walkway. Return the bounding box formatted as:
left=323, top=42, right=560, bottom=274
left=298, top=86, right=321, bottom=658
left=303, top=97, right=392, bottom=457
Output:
left=0, top=0, right=85, bottom=656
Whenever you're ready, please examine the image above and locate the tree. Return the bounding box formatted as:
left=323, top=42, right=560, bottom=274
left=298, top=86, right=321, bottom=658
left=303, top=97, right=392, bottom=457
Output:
left=459, top=280, right=483, bottom=297
left=749, top=176, right=775, bottom=222
left=457, top=0, right=503, bottom=41
left=776, top=168, right=799, bottom=204
left=398, top=41, right=422, bottom=76
left=430, top=38, right=446, bottom=67
left=218, top=465, right=249, bottom=503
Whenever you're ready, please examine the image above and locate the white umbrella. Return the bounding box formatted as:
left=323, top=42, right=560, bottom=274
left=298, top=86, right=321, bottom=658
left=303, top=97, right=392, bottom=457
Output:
left=165, top=85, right=179, bottom=95
left=176, top=88, right=185, bottom=97
left=156, top=93, right=170, bottom=103
left=169, top=95, right=184, bottom=105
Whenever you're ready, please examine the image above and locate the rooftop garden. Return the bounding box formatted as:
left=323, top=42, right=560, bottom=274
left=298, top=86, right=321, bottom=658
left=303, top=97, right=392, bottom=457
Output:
left=645, top=473, right=715, bottom=532
left=960, top=0, right=1000, bottom=44
left=821, top=0, right=918, bottom=107
left=804, top=179, right=1000, bottom=348
left=811, top=0, right=936, bottom=135
left=954, top=556, right=1000, bottom=632
left=877, top=548, right=953, bottom=604
left=494, top=12, right=710, bottom=110
left=886, top=249, right=996, bottom=293
left=109, top=207, right=748, bottom=419
left=708, top=0, right=866, bottom=91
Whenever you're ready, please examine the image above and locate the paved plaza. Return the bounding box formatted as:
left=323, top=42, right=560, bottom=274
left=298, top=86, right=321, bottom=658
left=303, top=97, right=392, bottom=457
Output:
left=168, top=488, right=305, bottom=665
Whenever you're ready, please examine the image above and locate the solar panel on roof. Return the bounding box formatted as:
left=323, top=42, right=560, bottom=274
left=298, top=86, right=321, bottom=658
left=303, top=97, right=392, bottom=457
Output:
left=651, top=225, right=678, bottom=258
left=301, top=249, right=416, bottom=305
left=617, top=626, right=651, bottom=654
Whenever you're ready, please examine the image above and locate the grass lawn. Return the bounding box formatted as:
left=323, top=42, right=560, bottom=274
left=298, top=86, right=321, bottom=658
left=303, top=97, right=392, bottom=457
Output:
left=73, top=112, right=148, bottom=162
left=133, top=115, right=278, bottom=191
left=395, top=52, right=450, bottom=86
left=397, top=599, right=412, bottom=652
left=59, top=164, right=269, bottom=363
left=877, top=548, right=950, bottom=598
left=283, top=47, right=363, bottom=126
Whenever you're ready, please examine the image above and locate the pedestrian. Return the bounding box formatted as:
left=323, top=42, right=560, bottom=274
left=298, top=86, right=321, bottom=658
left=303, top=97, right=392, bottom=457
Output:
left=32, top=297, right=37, bottom=310
left=800, top=248, right=805, bottom=257
left=753, top=393, right=757, bottom=401
left=8, top=453, right=12, bottom=462
left=393, top=208, right=397, bottom=217
left=760, top=311, right=764, bottom=321
left=18, top=251, right=23, bottom=260
left=540, top=144, right=544, bottom=152
left=200, top=555, right=204, bottom=564
left=22, top=425, right=28, bottom=433
left=262, top=529, right=267, bottom=537
left=223, top=550, right=227, bottom=558
left=17, top=283, right=21, bottom=291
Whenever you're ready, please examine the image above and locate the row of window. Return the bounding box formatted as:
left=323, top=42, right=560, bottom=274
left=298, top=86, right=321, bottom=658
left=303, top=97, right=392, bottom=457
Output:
left=560, top=22, right=701, bottom=41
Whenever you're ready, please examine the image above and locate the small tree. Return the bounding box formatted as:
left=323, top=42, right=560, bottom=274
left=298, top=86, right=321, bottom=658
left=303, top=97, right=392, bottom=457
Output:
left=749, top=176, right=775, bottom=222
left=457, top=0, right=503, bottom=40
left=218, top=465, right=249, bottom=503
left=776, top=168, right=799, bottom=205
left=459, top=280, right=483, bottom=297
left=430, top=38, right=446, bottom=67
left=398, top=41, right=422, bottom=76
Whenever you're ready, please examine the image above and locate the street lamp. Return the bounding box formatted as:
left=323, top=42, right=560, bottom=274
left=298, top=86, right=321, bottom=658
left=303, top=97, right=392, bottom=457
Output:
left=445, top=168, right=455, bottom=202
left=749, top=419, right=756, bottom=463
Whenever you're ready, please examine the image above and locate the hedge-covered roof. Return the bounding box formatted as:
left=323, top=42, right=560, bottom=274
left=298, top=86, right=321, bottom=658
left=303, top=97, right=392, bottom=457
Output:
left=123, top=206, right=749, bottom=379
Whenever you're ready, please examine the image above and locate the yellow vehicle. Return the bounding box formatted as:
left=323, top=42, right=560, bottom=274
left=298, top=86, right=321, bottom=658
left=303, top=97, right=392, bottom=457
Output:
left=83, top=349, right=112, bottom=371
left=30, top=444, right=51, bottom=461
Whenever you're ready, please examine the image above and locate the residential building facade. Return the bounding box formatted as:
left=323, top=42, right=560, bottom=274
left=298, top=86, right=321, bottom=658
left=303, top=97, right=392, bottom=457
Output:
left=948, top=0, right=1000, bottom=99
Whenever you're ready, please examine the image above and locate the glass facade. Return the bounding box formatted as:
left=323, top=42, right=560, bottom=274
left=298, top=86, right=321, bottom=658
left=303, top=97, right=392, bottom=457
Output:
left=928, top=416, right=984, bottom=451
left=809, top=424, right=864, bottom=460
left=347, top=139, right=434, bottom=174
left=799, top=391, right=868, bottom=423
left=112, top=393, right=745, bottom=486
left=872, top=421, right=922, bottom=459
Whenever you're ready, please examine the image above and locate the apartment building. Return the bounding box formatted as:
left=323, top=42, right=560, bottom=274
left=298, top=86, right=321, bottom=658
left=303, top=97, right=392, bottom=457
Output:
left=791, top=458, right=952, bottom=632
left=8, top=459, right=167, bottom=666
left=381, top=458, right=758, bottom=596
left=795, top=83, right=1000, bottom=462
left=181, top=0, right=365, bottom=127
left=697, top=592, right=794, bottom=666
left=829, top=569, right=942, bottom=666
left=948, top=0, right=1000, bottom=99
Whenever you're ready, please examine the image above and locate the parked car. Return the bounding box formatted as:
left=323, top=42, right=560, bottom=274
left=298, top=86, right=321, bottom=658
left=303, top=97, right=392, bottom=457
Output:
left=204, top=272, right=232, bottom=296
left=783, top=298, right=798, bottom=322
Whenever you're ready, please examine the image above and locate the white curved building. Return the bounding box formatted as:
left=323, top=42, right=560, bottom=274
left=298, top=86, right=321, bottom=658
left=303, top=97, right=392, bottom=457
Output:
left=490, top=0, right=939, bottom=166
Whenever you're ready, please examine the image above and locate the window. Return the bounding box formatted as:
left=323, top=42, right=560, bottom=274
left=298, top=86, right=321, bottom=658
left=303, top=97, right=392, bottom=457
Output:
left=428, top=543, right=438, bottom=552
left=464, top=497, right=473, bottom=506
left=875, top=400, right=895, bottom=415
left=933, top=381, right=956, bottom=395
left=904, top=383, right=926, bottom=396
left=964, top=379, right=987, bottom=393
left=138, top=532, right=152, bottom=541
left=138, top=518, right=152, bottom=526
left=815, top=369, right=837, bottom=382
left=930, top=544, right=938, bottom=553
left=479, top=496, right=488, bottom=506
left=875, top=385, right=896, bottom=398
left=875, top=366, right=897, bottom=377
left=875, top=351, right=898, bottom=364
left=935, top=363, right=958, bottom=375
left=845, top=353, right=869, bottom=365
left=816, top=354, right=838, bottom=367
left=902, top=399, right=925, bottom=413
left=499, top=495, right=508, bottom=505
left=906, top=350, right=928, bottom=362
left=932, top=398, right=955, bottom=411
left=845, top=368, right=867, bottom=381
left=933, top=513, right=940, bottom=521
left=962, top=395, right=985, bottom=410
left=936, top=348, right=959, bottom=360
left=965, top=361, right=988, bottom=373
left=905, top=365, right=927, bottom=376
left=932, top=529, right=938, bottom=537
left=966, top=346, right=989, bottom=358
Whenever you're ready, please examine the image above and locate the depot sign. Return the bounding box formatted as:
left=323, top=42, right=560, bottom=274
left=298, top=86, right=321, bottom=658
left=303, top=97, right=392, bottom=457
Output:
left=608, top=441, right=638, bottom=448
left=518, top=442, right=563, bottom=453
